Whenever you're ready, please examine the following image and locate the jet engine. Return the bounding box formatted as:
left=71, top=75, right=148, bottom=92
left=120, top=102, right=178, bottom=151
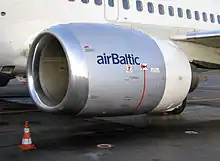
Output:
left=27, top=23, right=199, bottom=117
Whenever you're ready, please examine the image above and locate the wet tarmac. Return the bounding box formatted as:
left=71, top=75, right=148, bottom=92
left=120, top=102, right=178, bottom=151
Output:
left=2, top=103, right=220, bottom=161
left=0, top=74, right=220, bottom=161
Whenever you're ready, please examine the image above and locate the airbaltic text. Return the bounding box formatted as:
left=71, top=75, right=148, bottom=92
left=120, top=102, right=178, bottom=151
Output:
left=97, top=53, right=140, bottom=65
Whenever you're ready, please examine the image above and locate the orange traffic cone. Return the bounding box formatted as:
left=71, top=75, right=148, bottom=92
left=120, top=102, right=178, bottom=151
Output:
left=19, top=121, right=36, bottom=150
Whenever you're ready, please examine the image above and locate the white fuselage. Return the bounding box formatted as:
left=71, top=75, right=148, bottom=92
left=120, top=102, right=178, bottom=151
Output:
left=0, top=0, right=220, bottom=70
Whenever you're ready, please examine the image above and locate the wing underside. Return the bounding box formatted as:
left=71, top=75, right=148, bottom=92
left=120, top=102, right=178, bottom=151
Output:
left=170, top=30, right=220, bottom=48
left=170, top=30, right=220, bottom=69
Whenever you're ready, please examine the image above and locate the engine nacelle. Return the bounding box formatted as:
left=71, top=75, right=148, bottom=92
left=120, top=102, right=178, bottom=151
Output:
left=27, top=23, right=193, bottom=116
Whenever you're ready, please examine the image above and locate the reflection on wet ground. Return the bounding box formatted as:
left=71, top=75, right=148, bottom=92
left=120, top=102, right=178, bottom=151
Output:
left=1, top=104, right=220, bottom=161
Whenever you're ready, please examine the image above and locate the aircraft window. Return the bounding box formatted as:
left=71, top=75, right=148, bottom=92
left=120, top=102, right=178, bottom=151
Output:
left=168, top=6, right=174, bottom=16
left=217, top=15, right=220, bottom=24
left=158, top=4, right=165, bottom=15
left=147, top=2, right=154, bottom=13
left=194, top=11, right=200, bottom=20
left=136, top=0, right=143, bottom=12
left=95, top=0, right=102, bottom=5
left=81, top=0, right=89, bottom=3
left=210, top=14, right=215, bottom=23
left=177, top=8, right=183, bottom=18
left=108, top=0, right=114, bottom=7
left=122, top=0, right=130, bottom=9
left=186, top=9, right=192, bottom=19
left=202, top=12, right=207, bottom=22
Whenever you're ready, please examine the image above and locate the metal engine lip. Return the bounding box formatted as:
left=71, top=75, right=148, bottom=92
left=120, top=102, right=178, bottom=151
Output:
left=27, top=24, right=89, bottom=114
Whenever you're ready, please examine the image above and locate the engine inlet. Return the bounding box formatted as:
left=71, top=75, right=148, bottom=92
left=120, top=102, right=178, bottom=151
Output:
left=36, top=35, right=68, bottom=106
left=27, top=26, right=88, bottom=113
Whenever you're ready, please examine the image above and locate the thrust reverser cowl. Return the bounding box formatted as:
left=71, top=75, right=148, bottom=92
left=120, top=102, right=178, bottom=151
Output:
left=27, top=23, right=192, bottom=116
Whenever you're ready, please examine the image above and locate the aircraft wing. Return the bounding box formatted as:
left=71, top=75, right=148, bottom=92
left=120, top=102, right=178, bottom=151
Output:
left=170, top=30, right=220, bottom=48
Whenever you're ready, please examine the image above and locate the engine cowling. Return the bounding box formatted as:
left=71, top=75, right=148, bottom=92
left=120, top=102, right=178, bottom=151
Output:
left=27, top=23, right=193, bottom=116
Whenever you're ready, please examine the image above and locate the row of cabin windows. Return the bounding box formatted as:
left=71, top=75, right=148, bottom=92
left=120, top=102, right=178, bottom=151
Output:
left=71, top=0, right=220, bottom=24
left=137, top=1, right=220, bottom=24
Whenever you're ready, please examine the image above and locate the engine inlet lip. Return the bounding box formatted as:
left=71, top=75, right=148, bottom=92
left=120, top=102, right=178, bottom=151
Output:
left=27, top=33, right=51, bottom=111
left=27, top=26, right=89, bottom=113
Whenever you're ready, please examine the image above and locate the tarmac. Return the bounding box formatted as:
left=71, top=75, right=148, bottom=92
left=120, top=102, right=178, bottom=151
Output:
left=1, top=73, right=220, bottom=161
